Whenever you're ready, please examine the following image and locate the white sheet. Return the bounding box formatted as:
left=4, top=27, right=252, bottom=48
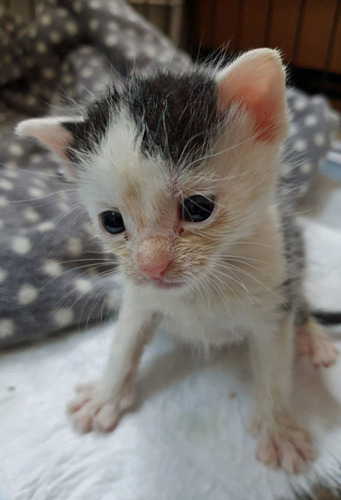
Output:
left=1, top=217, right=341, bottom=500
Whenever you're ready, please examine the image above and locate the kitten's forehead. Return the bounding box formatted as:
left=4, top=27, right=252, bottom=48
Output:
left=125, top=71, right=221, bottom=166
left=73, top=70, right=221, bottom=173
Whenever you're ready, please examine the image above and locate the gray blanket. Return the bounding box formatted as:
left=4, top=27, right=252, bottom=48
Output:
left=0, top=0, right=339, bottom=347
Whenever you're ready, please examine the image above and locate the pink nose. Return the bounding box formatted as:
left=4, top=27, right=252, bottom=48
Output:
left=139, top=260, right=169, bottom=279
left=137, top=237, right=170, bottom=279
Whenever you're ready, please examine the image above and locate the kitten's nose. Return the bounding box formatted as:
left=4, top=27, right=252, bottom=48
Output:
left=137, top=237, right=170, bottom=279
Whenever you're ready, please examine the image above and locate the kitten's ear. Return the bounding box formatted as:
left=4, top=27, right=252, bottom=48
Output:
left=216, top=48, right=287, bottom=142
left=16, top=116, right=83, bottom=178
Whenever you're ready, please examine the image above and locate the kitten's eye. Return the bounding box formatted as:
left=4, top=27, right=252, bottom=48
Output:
left=99, top=211, right=125, bottom=235
left=181, top=195, right=215, bottom=223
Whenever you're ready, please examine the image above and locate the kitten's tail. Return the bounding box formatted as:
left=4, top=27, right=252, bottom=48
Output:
left=312, top=311, right=341, bottom=325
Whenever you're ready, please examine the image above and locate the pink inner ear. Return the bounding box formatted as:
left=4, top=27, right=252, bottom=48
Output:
left=218, top=82, right=282, bottom=142
left=16, top=118, right=75, bottom=161
left=233, top=85, right=281, bottom=142
left=216, top=49, right=286, bottom=143
left=33, top=127, right=74, bottom=161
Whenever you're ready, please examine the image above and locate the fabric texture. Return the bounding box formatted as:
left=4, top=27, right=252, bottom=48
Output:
left=0, top=0, right=339, bottom=347
left=1, top=217, right=341, bottom=500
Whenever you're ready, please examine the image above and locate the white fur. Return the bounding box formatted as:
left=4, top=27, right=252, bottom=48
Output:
left=18, top=49, right=316, bottom=473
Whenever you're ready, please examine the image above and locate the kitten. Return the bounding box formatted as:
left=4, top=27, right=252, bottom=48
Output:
left=17, top=49, right=338, bottom=473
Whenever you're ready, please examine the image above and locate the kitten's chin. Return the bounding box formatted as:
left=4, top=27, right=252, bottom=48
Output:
left=149, top=278, right=183, bottom=290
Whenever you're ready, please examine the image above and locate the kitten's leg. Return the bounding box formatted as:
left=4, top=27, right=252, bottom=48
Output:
left=296, top=316, right=338, bottom=368
left=249, top=312, right=313, bottom=473
left=67, top=297, right=156, bottom=433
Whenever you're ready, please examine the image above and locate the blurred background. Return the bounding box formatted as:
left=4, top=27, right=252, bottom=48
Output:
left=0, top=2, right=341, bottom=499
left=4, top=0, right=341, bottom=113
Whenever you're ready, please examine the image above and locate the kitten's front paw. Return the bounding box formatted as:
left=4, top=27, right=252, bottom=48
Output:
left=251, top=411, right=314, bottom=474
left=67, top=381, right=135, bottom=433
left=297, top=326, right=338, bottom=368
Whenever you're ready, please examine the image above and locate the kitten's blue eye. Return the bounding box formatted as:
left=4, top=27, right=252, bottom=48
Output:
left=100, top=211, right=125, bottom=234
left=181, top=195, right=215, bottom=223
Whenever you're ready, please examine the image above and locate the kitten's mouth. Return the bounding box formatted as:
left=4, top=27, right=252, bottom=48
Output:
left=149, top=278, right=183, bottom=289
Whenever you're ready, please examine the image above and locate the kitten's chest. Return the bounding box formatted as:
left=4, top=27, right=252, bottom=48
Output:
left=156, top=294, right=251, bottom=346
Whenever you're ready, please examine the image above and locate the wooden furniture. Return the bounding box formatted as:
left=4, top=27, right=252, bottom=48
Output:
left=196, top=0, right=341, bottom=74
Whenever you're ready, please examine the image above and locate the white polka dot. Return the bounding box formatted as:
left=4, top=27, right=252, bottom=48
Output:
left=90, top=0, right=101, bottom=8
left=12, top=67, right=20, bottom=78
left=12, top=236, right=31, bottom=255
left=49, top=31, right=61, bottom=43
left=57, top=9, right=68, bottom=18
left=37, top=221, right=55, bottom=232
left=74, top=278, right=93, bottom=293
left=0, top=196, right=9, bottom=207
left=126, top=28, right=136, bottom=37
left=145, top=45, right=157, bottom=58
left=83, top=222, right=93, bottom=234
left=28, top=26, right=37, bottom=38
left=66, top=237, right=82, bottom=256
left=24, top=207, right=40, bottom=222
left=43, top=259, right=62, bottom=277
left=304, top=114, right=318, bottom=127
left=294, top=99, right=307, bottom=111
left=26, top=57, right=35, bottom=67
left=73, top=1, right=82, bottom=12
left=93, top=82, right=106, bottom=94
left=18, top=284, right=38, bottom=305
left=0, top=319, right=15, bottom=339
left=324, top=108, right=333, bottom=122
left=65, top=21, right=78, bottom=35
left=4, top=169, right=18, bottom=178
left=62, top=73, right=73, bottom=85
left=0, top=179, right=13, bottom=191
left=314, top=133, right=326, bottom=147
left=89, top=19, right=99, bottom=31
left=40, top=14, right=51, bottom=26
left=42, top=68, right=55, bottom=79
left=159, top=52, right=172, bottom=64
left=143, top=33, right=154, bottom=43
left=33, top=178, right=46, bottom=188
left=300, top=162, right=313, bottom=175
left=36, top=42, right=48, bottom=54
left=126, top=48, right=137, bottom=60
left=293, top=140, right=307, bottom=152
left=28, top=187, right=44, bottom=198
left=106, top=291, right=118, bottom=311
left=108, top=21, right=119, bottom=32
left=53, top=308, right=74, bottom=327
left=30, top=154, right=42, bottom=164
left=81, top=67, right=93, bottom=78
left=9, top=143, right=23, bottom=156
left=58, top=201, right=70, bottom=212
left=105, top=34, right=118, bottom=47
left=4, top=162, right=17, bottom=170
left=80, top=46, right=93, bottom=56
left=26, top=95, right=37, bottom=106
left=281, top=163, right=292, bottom=177
left=0, top=268, right=7, bottom=283
left=299, top=184, right=309, bottom=196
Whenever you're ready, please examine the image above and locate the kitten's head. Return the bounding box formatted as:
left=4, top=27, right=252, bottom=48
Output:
left=17, top=49, right=288, bottom=293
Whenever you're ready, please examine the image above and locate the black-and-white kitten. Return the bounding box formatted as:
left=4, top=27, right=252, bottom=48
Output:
left=17, top=49, right=338, bottom=473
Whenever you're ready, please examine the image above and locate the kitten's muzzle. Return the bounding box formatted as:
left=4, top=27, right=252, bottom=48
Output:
left=137, top=236, right=171, bottom=280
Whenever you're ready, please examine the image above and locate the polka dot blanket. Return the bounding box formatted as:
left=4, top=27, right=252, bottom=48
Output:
left=0, top=0, right=339, bottom=347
